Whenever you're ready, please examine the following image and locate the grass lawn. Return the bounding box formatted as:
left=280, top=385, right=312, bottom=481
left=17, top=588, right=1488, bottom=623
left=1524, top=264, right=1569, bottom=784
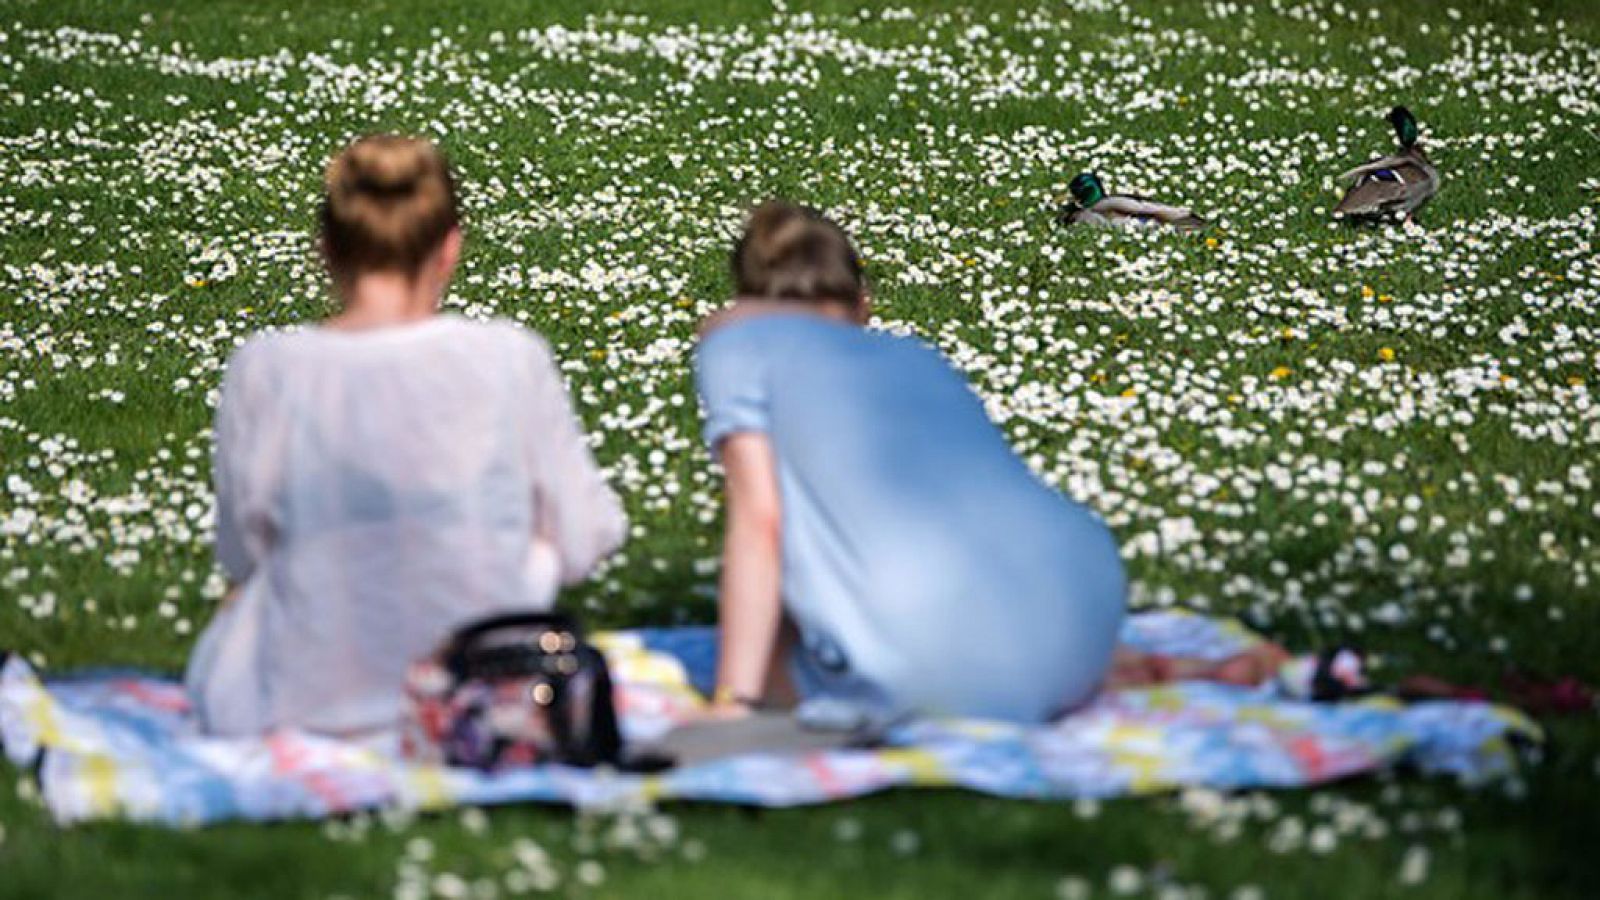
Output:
left=2, top=0, right=1598, bottom=895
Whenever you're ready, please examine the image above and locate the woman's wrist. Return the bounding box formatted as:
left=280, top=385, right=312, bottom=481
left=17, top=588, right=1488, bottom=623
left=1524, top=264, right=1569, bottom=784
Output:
left=711, top=684, right=762, bottom=709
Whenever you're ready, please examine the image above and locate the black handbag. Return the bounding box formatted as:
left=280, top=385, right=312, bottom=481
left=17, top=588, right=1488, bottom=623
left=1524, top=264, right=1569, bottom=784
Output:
left=402, top=611, right=627, bottom=770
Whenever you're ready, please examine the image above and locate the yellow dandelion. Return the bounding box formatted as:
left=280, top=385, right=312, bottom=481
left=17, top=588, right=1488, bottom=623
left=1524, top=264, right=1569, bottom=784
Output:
left=1378, top=347, right=1396, bottom=362
left=187, top=278, right=207, bottom=288
left=1205, top=237, right=1218, bottom=249
left=1360, top=285, right=1375, bottom=299
left=1269, top=366, right=1292, bottom=380
left=1227, top=393, right=1243, bottom=404
left=1120, top=387, right=1137, bottom=398
left=1378, top=294, right=1394, bottom=304
left=1279, top=327, right=1295, bottom=341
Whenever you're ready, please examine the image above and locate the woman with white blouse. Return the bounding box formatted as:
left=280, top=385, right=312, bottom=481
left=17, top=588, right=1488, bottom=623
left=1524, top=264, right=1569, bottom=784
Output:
left=185, top=135, right=626, bottom=742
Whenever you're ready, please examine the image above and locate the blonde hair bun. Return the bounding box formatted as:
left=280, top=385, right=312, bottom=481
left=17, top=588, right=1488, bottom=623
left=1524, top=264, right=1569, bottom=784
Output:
left=320, top=134, right=459, bottom=275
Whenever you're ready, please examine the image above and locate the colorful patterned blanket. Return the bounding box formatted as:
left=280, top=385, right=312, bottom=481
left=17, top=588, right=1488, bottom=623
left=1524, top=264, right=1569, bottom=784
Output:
left=0, top=612, right=1538, bottom=826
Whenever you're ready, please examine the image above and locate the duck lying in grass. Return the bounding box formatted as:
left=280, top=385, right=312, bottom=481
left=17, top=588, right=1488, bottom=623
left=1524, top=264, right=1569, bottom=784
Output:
left=1056, top=172, right=1207, bottom=232
left=1333, top=106, right=1439, bottom=223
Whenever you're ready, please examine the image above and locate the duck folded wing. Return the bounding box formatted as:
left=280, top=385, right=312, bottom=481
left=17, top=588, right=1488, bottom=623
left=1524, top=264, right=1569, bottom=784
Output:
left=1334, top=160, right=1430, bottom=216
left=1334, top=180, right=1406, bottom=216
left=1096, top=196, right=1207, bottom=231
left=1337, top=154, right=1411, bottom=183
left=1096, top=195, right=1190, bottom=220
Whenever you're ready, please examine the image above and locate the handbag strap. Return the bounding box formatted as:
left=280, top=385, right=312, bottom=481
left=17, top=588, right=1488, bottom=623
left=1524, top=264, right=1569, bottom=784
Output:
left=443, top=611, right=583, bottom=677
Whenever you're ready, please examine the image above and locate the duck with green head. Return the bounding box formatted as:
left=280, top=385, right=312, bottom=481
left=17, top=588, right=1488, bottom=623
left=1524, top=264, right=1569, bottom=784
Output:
left=1333, top=106, right=1439, bottom=223
left=1056, top=172, right=1207, bottom=232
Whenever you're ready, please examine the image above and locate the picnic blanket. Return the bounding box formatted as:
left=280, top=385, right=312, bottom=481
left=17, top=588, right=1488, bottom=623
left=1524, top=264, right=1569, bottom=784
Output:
left=0, top=611, right=1538, bottom=826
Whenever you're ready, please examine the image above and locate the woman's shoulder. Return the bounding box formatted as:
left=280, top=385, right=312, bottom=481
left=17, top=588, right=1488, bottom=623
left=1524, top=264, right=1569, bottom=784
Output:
left=696, top=303, right=856, bottom=357
left=470, top=317, right=560, bottom=369
left=694, top=310, right=784, bottom=370
left=389, top=313, right=550, bottom=351
left=441, top=314, right=549, bottom=345
left=223, top=328, right=295, bottom=378
left=698, top=301, right=846, bottom=337
left=259, top=315, right=551, bottom=351
left=396, top=317, right=564, bottom=382
left=222, top=316, right=558, bottom=380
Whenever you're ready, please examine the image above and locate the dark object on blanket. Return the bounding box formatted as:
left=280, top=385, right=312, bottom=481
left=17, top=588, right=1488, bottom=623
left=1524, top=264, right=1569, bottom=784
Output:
left=403, top=611, right=666, bottom=772
left=1309, top=647, right=1372, bottom=701
left=1275, top=646, right=1372, bottom=702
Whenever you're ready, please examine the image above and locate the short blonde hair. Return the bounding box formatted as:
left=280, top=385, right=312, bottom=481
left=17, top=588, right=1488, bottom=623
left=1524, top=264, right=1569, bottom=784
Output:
left=320, top=134, right=458, bottom=275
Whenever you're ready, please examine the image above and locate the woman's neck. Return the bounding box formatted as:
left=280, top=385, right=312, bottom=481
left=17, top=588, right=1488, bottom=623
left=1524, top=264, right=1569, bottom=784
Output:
left=326, top=270, right=442, bottom=331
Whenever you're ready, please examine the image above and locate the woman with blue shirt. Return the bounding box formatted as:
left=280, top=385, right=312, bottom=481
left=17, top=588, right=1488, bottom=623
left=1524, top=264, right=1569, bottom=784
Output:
left=695, top=202, right=1283, bottom=727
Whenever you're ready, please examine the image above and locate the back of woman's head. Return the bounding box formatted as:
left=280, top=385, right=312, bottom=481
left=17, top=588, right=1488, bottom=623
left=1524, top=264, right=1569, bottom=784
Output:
left=320, top=134, right=458, bottom=276
left=732, top=201, right=864, bottom=307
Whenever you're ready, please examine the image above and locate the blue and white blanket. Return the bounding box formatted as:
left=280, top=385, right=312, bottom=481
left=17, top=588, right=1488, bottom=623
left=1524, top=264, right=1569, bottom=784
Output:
left=0, top=612, right=1537, bottom=826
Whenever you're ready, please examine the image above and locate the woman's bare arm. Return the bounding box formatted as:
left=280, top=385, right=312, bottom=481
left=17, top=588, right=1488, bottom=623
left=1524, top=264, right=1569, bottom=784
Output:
left=711, top=432, right=786, bottom=716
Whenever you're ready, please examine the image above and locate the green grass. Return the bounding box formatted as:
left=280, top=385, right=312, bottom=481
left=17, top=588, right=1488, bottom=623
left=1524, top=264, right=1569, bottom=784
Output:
left=2, top=0, right=1599, bottom=896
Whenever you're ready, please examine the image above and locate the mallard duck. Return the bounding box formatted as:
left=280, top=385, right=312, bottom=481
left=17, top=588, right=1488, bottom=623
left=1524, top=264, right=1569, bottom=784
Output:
left=1056, top=172, right=1206, bottom=232
left=1333, top=106, right=1439, bottom=223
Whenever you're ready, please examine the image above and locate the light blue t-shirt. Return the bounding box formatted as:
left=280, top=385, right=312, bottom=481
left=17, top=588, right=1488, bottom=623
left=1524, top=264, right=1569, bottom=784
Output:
left=695, top=313, right=1127, bottom=724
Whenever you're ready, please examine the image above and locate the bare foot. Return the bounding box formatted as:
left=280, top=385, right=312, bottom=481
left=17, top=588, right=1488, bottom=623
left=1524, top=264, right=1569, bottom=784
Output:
left=1106, top=647, right=1175, bottom=687
left=1105, top=643, right=1289, bottom=690
left=1207, top=643, right=1291, bottom=686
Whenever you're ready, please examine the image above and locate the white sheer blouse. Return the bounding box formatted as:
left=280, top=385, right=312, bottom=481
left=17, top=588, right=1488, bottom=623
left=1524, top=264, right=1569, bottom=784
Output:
left=185, top=315, right=627, bottom=738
